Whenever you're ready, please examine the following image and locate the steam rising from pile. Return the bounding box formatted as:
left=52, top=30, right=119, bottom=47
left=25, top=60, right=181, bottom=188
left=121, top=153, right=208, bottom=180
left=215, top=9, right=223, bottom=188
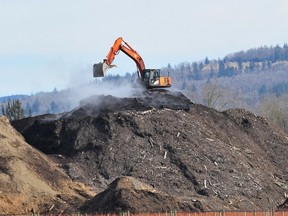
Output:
left=66, top=69, right=142, bottom=109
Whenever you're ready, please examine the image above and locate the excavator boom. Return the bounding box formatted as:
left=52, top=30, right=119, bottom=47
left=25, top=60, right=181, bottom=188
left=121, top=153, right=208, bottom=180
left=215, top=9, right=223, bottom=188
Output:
left=94, top=37, right=145, bottom=78
left=93, top=37, right=123, bottom=77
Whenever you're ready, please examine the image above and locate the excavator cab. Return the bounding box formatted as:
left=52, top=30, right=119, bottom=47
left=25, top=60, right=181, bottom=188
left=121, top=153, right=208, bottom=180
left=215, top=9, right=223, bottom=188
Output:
left=142, top=69, right=172, bottom=89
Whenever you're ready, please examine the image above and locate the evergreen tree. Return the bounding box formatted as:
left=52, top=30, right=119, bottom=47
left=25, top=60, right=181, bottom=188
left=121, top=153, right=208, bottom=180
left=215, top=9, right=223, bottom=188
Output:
left=25, top=102, right=32, bottom=117
left=237, top=61, right=243, bottom=71
left=262, top=61, right=266, bottom=70
left=225, top=66, right=235, bottom=77
left=2, top=99, right=24, bottom=120
left=167, top=63, right=172, bottom=70
left=14, top=99, right=24, bottom=120
left=249, top=61, right=255, bottom=71
left=267, top=61, right=272, bottom=69
left=274, top=45, right=282, bottom=61
left=5, top=101, right=11, bottom=118
left=192, top=62, right=201, bottom=80
left=218, top=60, right=225, bottom=77
left=192, top=62, right=198, bottom=73
left=199, top=62, right=204, bottom=71
left=32, top=98, right=40, bottom=114
left=284, top=43, right=288, bottom=59
left=1, top=104, right=5, bottom=115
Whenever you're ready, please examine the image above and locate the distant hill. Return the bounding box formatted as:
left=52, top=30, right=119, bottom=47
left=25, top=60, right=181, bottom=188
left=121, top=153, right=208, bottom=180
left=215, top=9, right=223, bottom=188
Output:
left=0, top=94, right=29, bottom=103
left=161, top=43, right=288, bottom=132
left=224, top=44, right=288, bottom=63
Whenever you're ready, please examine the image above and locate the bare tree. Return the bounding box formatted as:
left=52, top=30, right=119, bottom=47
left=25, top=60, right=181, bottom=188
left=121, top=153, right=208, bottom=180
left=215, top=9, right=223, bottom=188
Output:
left=202, top=78, right=234, bottom=111
left=184, top=83, right=197, bottom=102
left=258, top=95, right=288, bottom=132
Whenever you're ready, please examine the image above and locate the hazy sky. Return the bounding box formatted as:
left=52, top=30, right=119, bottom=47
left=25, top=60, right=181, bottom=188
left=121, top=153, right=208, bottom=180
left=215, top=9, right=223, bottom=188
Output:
left=0, top=0, right=287, bottom=96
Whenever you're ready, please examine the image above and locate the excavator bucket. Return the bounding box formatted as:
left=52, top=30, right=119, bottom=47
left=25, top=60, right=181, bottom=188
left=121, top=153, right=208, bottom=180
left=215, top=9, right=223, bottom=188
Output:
left=93, top=62, right=105, bottom=77
left=93, top=62, right=116, bottom=77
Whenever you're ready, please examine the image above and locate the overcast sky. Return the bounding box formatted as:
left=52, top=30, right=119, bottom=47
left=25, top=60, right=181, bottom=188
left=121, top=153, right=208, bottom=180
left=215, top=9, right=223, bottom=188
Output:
left=0, top=0, right=287, bottom=97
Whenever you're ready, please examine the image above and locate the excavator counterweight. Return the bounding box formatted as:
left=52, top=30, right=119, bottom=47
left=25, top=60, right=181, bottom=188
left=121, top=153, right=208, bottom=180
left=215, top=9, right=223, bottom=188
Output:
left=93, top=37, right=172, bottom=89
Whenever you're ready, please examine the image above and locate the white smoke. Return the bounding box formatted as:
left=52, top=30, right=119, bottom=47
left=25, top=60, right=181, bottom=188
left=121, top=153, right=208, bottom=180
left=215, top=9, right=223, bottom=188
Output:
left=66, top=65, right=142, bottom=109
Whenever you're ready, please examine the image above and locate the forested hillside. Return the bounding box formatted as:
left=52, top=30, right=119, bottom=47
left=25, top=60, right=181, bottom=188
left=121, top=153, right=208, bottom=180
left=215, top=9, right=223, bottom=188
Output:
left=1, top=44, right=288, bottom=131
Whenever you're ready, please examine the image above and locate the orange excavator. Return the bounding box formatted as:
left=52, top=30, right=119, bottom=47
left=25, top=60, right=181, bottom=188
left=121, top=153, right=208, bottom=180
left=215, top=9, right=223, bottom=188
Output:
left=93, top=37, right=172, bottom=89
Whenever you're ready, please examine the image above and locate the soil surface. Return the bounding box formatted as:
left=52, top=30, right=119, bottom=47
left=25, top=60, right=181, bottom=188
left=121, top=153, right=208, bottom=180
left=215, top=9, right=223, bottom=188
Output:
left=0, top=116, right=95, bottom=214
left=278, top=198, right=288, bottom=210
left=9, top=91, right=288, bottom=212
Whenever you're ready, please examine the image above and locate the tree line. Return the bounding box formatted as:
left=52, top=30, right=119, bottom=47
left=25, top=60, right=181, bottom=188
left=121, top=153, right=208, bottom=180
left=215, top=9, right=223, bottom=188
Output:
left=166, top=44, right=283, bottom=80
left=224, top=43, right=288, bottom=63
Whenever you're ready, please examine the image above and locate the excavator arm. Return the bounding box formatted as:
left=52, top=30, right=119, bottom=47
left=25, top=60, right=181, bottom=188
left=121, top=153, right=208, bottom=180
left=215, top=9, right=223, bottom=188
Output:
left=93, top=37, right=145, bottom=78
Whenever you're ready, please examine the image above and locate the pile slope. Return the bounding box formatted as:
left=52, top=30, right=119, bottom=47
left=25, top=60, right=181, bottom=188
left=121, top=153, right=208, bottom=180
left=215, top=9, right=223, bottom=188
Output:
left=0, top=116, right=95, bottom=214
left=12, top=92, right=288, bottom=211
left=80, top=176, right=201, bottom=213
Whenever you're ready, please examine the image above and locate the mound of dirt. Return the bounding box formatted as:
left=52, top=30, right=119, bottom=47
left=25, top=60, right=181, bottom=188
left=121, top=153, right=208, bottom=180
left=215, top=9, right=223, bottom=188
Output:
left=80, top=176, right=201, bottom=213
left=278, top=198, right=288, bottom=210
left=0, top=116, right=95, bottom=214
left=12, top=92, right=193, bottom=156
left=12, top=92, right=288, bottom=211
